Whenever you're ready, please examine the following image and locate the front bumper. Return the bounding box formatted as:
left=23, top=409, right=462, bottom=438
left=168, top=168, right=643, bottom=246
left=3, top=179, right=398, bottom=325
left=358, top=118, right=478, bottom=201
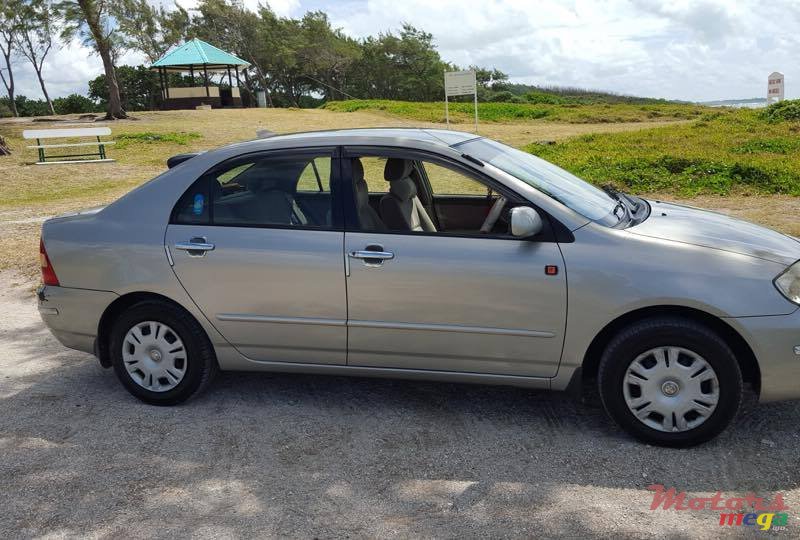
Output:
left=37, top=285, right=118, bottom=355
left=728, top=308, right=800, bottom=402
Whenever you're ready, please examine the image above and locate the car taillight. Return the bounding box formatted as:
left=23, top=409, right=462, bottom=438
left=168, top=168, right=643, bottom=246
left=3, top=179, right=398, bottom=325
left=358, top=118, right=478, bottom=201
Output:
left=40, top=238, right=59, bottom=286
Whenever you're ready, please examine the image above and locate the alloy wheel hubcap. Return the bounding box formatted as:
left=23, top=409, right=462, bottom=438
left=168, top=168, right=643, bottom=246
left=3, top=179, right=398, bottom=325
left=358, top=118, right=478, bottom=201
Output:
left=122, top=321, right=187, bottom=392
left=622, top=346, right=719, bottom=433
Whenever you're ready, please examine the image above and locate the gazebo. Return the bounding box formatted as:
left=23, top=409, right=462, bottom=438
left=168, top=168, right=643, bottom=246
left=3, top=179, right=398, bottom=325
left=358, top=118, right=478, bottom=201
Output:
left=151, top=38, right=250, bottom=109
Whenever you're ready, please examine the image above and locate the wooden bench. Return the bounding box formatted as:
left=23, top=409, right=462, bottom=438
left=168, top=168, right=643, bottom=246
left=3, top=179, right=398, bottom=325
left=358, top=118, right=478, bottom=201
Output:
left=23, top=127, right=115, bottom=164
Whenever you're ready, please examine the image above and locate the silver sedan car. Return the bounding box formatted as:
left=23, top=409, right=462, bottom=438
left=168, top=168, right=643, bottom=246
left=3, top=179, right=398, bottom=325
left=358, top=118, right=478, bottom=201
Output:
left=37, top=128, right=800, bottom=447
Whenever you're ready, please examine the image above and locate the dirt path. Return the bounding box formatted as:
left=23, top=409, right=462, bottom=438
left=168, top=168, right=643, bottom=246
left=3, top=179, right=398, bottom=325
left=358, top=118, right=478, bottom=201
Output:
left=1, top=271, right=799, bottom=538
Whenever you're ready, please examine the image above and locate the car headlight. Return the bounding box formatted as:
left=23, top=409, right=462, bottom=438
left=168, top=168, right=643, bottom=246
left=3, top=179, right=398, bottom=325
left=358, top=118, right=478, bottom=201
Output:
left=775, top=260, right=800, bottom=305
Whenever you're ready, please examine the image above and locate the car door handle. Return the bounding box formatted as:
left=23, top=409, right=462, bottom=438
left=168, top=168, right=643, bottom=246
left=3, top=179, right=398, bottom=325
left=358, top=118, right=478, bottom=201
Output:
left=174, top=239, right=215, bottom=256
left=175, top=242, right=215, bottom=251
left=349, top=250, right=394, bottom=261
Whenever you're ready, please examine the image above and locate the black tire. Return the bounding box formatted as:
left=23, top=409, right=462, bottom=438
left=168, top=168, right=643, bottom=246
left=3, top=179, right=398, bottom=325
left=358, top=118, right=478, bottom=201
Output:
left=109, top=300, right=218, bottom=405
left=598, top=317, right=742, bottom=447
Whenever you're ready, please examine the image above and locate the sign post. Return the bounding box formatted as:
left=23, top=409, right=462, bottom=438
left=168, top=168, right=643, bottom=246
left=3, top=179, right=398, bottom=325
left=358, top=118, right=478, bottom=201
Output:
left=444, top=70, right=478, bottom=133
left=768, top=72, right=784, bottom=105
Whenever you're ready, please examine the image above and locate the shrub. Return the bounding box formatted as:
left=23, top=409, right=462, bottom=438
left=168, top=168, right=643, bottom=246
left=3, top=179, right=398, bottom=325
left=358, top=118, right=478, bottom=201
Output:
left=761, top=99, right=800, bottom=122
left=13, top=95, right=50, bottom=117
left=53, top=94, right=99, bottom=115
left=523, top=91, right=568, bottom=105
left=487, top=90, right=514, bottom=102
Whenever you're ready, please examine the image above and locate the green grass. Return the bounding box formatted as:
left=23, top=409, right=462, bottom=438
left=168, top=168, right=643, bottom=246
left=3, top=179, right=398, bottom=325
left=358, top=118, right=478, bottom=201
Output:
left=525, top=108, right=800, bottom=196
left=115, top=131, right=202, bottom=148
left=323, top=99, right=712, bottom=124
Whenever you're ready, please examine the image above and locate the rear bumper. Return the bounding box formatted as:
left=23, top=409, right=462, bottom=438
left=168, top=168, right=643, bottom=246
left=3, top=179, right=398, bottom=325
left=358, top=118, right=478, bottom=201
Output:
left=37, top=285, right=118, bottom=355
left=727, top=308, right=800, bottom=402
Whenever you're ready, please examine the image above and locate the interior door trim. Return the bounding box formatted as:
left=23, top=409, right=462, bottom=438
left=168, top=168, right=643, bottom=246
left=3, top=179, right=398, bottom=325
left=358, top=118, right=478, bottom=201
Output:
left=348, top=319, right=556, bottom=338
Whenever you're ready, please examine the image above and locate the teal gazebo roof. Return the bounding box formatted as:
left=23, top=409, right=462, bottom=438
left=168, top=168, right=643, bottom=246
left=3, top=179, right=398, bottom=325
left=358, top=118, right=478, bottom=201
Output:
left=151, top=38, right=250, bottom=72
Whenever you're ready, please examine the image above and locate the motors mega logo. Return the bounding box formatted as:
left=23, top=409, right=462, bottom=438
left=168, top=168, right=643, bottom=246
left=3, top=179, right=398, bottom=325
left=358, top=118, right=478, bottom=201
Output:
left=647, top=484, right=789, bottom=531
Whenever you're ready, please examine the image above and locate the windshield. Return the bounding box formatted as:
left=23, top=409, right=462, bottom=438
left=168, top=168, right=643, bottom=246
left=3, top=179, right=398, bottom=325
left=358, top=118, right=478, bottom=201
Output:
left=457, top=138, right=619, bottom=224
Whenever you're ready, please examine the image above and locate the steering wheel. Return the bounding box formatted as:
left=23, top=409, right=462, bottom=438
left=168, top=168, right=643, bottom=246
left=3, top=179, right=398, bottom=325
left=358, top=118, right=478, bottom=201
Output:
left=480, top=196, right=508, bottom=234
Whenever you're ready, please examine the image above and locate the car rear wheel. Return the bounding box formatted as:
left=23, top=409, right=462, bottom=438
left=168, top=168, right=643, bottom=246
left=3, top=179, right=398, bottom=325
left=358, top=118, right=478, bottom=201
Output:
left=109, top=300, right=217, bottom=405
left=598, top=317, right=742, bottom=447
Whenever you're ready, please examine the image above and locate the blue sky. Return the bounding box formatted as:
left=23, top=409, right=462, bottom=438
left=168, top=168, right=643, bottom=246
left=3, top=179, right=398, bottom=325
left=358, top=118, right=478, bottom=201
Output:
left=11, top=0, right=800, bottom=102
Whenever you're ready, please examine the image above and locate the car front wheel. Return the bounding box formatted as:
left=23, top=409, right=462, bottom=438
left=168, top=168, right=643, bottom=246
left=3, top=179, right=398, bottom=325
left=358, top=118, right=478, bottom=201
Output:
left=598, top=317, right=743, bottom=447
left=109, top=300, right=217, bottom=405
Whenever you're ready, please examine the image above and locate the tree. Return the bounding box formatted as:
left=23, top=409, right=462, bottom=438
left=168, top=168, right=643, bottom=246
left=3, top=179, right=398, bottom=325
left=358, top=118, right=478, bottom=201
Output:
left=88, top=64, right=165, bottom=111
left=190, top=0, right=275, bottom=106
left=347, top=25, right=449, bottom=102
left=296, top=11, right=360, bottom=101
left=472, top=66, right=509, bottom=91
left=0, top=0, right=19, bottom=116
left=58, top=0, right=126, bottom=119
left=113, top=0, right=188, bottom=64
left=14, top=0, right=57, bottom=115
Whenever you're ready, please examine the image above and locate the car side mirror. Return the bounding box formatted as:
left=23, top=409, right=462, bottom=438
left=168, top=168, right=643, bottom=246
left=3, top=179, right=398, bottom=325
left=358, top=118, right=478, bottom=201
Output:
left=510, top=207, right=543, bottom=238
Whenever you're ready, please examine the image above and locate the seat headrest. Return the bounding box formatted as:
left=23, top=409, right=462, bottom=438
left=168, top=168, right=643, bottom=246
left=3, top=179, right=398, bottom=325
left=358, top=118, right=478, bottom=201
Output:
left=389, top=176, right=417, bottom=201
left=351, top=158, right=364, bottom=182
left=354, top=179, right=369, bottom=207
left=351, top=158, right=369, bottom=206
left=384, top=158, right=413, bottom=182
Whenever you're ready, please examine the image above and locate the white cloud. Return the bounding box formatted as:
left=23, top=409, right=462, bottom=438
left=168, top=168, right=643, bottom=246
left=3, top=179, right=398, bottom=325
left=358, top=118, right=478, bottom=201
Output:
left=7, top=0, right=800, bottom=102
left=176, top=0, right=299, bottom=16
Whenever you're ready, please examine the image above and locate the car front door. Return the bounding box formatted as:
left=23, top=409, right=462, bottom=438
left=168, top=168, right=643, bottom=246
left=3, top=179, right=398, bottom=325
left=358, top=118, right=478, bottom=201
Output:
left=342, top=149, right=567, bottom=378
left=165, top=148, right=348, bottom=365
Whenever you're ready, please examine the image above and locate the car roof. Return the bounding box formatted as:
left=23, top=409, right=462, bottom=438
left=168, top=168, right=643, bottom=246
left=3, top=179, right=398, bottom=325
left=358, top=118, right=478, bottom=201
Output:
left=231, top=127, right=481, bottom=151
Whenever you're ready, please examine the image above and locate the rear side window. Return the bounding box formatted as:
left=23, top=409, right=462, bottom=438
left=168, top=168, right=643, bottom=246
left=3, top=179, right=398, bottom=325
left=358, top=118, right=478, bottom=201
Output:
left=172, top=152, right=335, bottom=228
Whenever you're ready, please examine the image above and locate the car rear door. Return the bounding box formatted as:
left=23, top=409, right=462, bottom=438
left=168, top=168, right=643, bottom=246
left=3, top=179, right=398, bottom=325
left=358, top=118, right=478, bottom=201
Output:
left=165, top=148, right=348, bottom=365
left=341, top=149, right=568, bottom=378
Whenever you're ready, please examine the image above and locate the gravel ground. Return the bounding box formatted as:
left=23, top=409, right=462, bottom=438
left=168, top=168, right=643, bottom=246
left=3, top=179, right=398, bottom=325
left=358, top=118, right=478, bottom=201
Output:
left=1, top=271, right=799, bottom=539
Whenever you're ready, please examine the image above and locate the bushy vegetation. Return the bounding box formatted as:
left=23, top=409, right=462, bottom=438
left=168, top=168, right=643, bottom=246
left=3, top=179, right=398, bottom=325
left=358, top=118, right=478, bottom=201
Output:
left=504, top=83, right=680, bottom=105
left=0, top=94, right=101, bottom=117
left=525, top=108, right=800, bottom=196
left=53, top=94, right=100, bottom=114
left=761, top=99, right=800, bottom=123
left=324, top=99, right=709, bottom=124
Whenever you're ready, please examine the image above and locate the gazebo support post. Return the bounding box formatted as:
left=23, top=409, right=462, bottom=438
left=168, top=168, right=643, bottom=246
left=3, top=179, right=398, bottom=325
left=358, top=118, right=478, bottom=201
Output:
left=203, top=64, right=210, bottom=97
left=157, top=68, right=165, bottom=100
left=234, top=68, right=243, bottom=107
left=190, top=65, right=194, bottom=86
